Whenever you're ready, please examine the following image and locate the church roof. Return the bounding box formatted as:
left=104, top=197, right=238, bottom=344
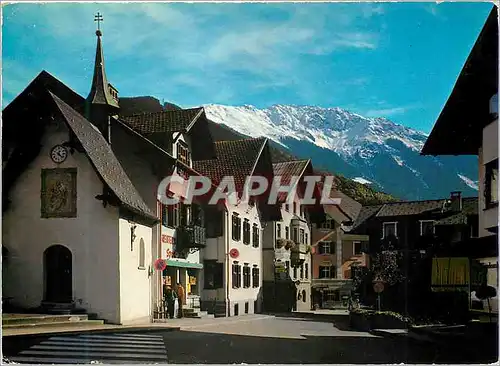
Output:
left=120, top=108, right=204, bottom=134
left=86, top=30, right=119, bottom=109
left=49, top=92, right=158, bottom=224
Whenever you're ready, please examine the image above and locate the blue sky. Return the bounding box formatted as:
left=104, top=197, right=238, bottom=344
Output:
left=2, top=2, right=493, bottom=133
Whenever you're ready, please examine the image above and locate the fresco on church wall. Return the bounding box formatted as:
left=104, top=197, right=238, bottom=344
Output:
left=41, top=168, right=77, bottom=218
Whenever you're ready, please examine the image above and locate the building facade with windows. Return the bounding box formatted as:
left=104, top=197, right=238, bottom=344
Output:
left=194, top=138, right=281, bottom=317
left=310, top=193, right=369, bottom=309
left=262, top=160, right=326, bottom=313
left=421, top=7, right=498, bottom=312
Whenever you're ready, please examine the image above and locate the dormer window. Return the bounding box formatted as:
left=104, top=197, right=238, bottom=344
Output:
left=177, top=141, right=191, bottom=166
left=382, top=222, right=398, bottom=239
left=420, top=220, right=435, bottom=236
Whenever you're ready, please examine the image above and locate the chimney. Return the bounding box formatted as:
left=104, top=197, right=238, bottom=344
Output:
left=450, top=191, right=462, bottom=212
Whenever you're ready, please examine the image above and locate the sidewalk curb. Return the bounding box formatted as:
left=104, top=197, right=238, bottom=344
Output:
left=2, top=325, right=182, bottom=339
left=368, top=329, right=408, bottom=338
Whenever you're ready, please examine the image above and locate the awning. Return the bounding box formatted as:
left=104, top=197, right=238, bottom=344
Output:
left=166, top=259, right=203, bottom=269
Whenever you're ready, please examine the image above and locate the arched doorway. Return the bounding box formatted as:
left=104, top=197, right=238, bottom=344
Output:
left=44, top=245, right=73, bottom=303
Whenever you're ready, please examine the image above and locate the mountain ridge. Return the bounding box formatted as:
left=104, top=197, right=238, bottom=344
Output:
left=202, top=103, right=478, bottom=201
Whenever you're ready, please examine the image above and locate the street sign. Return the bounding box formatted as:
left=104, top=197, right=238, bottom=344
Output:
left=373, top=282, right=384, bottom=293
left=154, top=258, right=167, bottom=271
left=229, top=248, right=239, bottom=259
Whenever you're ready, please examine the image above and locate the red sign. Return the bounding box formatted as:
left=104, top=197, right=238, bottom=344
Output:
left=161, top=235, right=175, bottom=244
left=229, top=248, right=239, bottom=259
left=154, top=259, right=167, bottom=271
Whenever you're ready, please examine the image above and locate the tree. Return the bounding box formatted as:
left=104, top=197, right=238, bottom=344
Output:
left=371, top=237, right=405, bottom=286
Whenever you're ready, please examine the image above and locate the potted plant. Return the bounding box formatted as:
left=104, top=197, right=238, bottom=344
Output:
left=276, top=238, right=286, bottom=249
left=285, top=240, right=296, bottom=250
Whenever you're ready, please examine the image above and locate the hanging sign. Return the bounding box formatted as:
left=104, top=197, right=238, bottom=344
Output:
left=229, top=248, right=239, bottom=259
left=154, top=258, right=167, bottom=271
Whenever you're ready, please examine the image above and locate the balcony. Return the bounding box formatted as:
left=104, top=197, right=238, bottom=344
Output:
left=291, top=218, right=308, bottom=230
left=290, top=243, right=308, bottom=266
left=177, top=225, right=206, bottom=249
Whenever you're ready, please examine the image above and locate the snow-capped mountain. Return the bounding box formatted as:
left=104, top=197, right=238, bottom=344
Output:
left=204, top=104, right=479, bottom=201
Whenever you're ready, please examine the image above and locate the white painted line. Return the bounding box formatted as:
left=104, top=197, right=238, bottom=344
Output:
left=77, top=334, right=165, bottom=343
left=20, top=350, right=169, bottom=360
left=41, top=340, right=167, bottom=349
left=32, top=345, right=167, bottom=354
left=50, top=336, right=163, bottom=345
left=114, top=333, right=164, bottom=339
left=8, top=356, right=147, bottom=364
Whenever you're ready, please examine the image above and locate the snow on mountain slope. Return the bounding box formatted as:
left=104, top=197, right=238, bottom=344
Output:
left=205, top=104, right=427, bottom=158
left=203, top=103, right=478, bottom=200
left=458, top=174, right=479, bottom=190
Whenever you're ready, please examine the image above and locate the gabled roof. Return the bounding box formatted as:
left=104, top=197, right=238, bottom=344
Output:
left=375, top=199, right=446, bottom=217
left=272, top=160, right=309, bottom=203
left=329, top=189, right=362, bottom=222
left=351, top=204, right=384, bottom=230
left=49, top=92, right=157, bottom=224
left=120, top=108, right=204, bottom=134
left=193, top=137, right=267, bottom=193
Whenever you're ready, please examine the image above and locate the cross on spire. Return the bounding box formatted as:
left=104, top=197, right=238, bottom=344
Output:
left=94, top=12, right=103, bottom=32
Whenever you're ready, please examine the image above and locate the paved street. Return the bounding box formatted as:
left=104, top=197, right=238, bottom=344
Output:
left=3, top=314, right=494, bottom=364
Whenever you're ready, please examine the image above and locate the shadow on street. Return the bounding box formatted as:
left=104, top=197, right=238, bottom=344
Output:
left=162, top=329, right=488, bottom=364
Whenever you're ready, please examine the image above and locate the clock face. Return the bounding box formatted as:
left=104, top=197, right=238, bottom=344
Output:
left=50, top=145, right=68, bottom=164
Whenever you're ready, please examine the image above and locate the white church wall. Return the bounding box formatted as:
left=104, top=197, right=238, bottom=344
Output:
left=118, top=219, right=153, bottom=324
left=2, top=121, right=121, bottom=323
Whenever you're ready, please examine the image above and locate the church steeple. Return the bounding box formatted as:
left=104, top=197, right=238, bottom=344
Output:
left=86, top=12, right=119, bottom=143
left=86, top=12, right=119, bottom=110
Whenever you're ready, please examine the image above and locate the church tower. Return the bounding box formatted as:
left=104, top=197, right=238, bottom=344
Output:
left=86, top=12, right=120, bottom=143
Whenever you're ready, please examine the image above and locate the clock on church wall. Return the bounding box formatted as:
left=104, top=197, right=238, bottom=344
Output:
left=50, top=145, right=68, bottom=164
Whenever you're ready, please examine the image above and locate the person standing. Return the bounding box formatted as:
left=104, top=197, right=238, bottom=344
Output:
left=176, top=283, right=185, bottom=318
left=164, top=285, right=176, bottom=319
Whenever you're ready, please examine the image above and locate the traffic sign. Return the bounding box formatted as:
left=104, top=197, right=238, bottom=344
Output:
left=154, top=258, right=167, bottom=271
left=229, top=248, right=239, bottom=259
left=373, top=282, right=384, bottom=293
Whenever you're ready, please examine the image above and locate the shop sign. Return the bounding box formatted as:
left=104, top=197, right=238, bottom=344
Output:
left=161, top=235, right=175, bottom=244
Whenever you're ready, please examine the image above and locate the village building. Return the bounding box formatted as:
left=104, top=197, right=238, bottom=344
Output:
left=349, top=194, right=482, bottom=315
left=310, top=189, right=369, bottom=309
left=261, top=160, right=325, bottom=313
left=421, top=6, right=499, bottom=313
left=193, top=138, right=282, bottom=317
left=1, top=21, right=217, bottom=323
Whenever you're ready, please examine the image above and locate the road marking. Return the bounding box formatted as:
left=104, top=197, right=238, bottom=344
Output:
left=11, top=332, right=169, bottom=364
left=40, top=340, right=166, bottom=349
left=7, top=356, right=143, bottom=364
left=31, top=345, right=167, bottom=354
left=20, top=349, right=169, bottom=361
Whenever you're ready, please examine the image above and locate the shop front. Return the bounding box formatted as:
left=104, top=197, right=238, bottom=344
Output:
left=311, top=279, right=354, bottom=309
left=160, top=227, right=203, bottom=309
